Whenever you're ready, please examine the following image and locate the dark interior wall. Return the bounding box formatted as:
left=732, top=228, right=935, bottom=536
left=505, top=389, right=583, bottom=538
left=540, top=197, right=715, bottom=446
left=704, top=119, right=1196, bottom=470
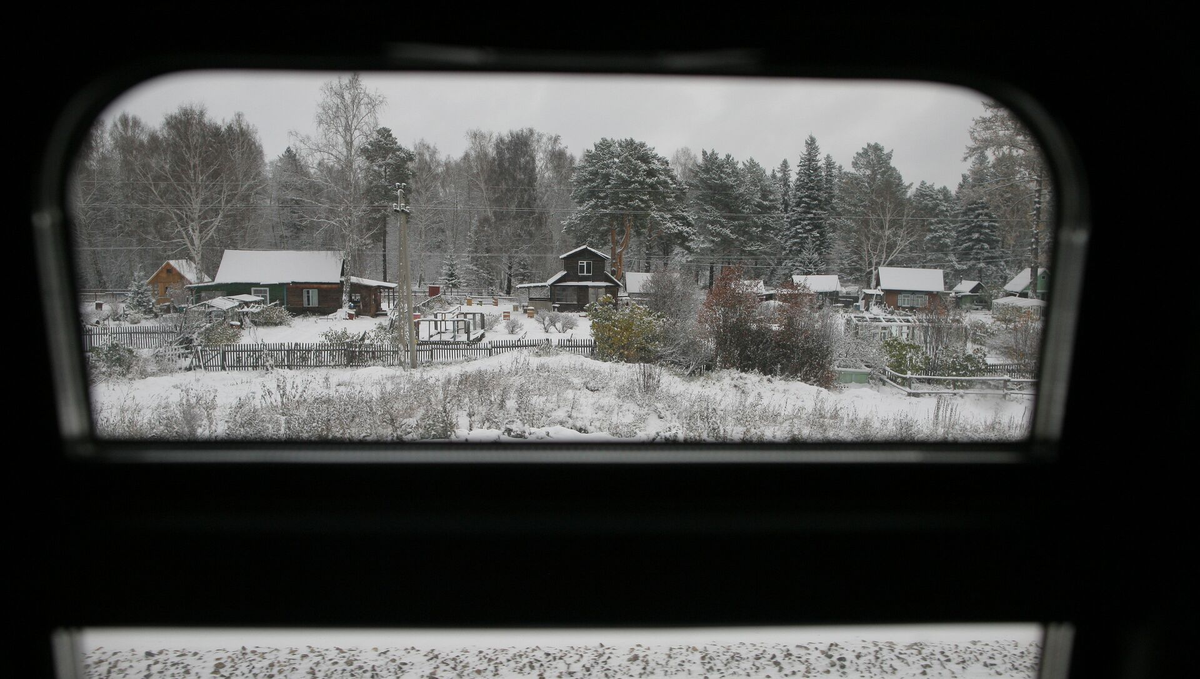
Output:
left=17, top=9, right=1190, bottom=679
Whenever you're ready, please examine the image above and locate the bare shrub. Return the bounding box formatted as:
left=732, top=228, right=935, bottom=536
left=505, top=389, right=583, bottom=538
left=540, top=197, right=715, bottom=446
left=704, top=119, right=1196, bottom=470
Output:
left=503, top=317, right=523, bottom=334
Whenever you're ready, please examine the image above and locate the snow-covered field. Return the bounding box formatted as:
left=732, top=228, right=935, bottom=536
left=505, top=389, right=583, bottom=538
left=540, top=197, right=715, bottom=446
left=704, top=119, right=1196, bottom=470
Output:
left=82, top=636, right=1041, bottom=678
left=235, top=314, right=591, bottom=344
left=91, top=351, right=1032, bottom=442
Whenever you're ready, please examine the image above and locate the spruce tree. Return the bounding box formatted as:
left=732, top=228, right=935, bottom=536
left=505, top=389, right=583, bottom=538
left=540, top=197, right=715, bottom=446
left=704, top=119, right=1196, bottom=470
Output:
left=125, top=271, right=156, bottom=317
left=956, top=199, right=1003, bottom=285
left=787, top=135, right=826, bottom=273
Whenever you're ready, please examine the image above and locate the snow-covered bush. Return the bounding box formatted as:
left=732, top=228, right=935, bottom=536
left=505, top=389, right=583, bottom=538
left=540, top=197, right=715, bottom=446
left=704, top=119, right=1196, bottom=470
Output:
left=992, top=317, right=1042, bottom=364
left=558, top=313, right=579, bottom=332
left=254, top=305, right=293, bottom=326
left=123, top=311, right=144, bottom=325
left=199, top=322, right=242, bottom=345
left=503, top=317, right=522, bottom=334
left=89, top=340, right=136, bottom=380
left=587, top=295, right=662, bottom=363
left=698, top=272, right=836, bottom=386
left=538, top=312, right=559, bottom=333
left=883, top=337, right=929, bottom=375
left=320, top=327, right=354, bottom=343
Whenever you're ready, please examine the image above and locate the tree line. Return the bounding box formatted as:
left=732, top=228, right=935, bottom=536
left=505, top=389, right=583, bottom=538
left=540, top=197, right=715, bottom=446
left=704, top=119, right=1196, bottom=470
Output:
left=70, top=74, right=1052, bottom=295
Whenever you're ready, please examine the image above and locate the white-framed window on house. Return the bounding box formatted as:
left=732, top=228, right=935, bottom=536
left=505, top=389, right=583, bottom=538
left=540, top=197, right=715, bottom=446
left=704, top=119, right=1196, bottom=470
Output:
left=251, top=287, right=270, bottom=304
left=578, top=260, right=592, bottom=276
left=303, top=289, right=319, bottom=307
left=898, top=293, right=928, bottom=308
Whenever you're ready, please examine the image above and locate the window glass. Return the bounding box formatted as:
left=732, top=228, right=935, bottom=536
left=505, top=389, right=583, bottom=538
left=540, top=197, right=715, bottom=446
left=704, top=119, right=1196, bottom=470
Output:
left=70, top=626, right=1047, bottom=679
left=69, top=71, right=1058, bottom=444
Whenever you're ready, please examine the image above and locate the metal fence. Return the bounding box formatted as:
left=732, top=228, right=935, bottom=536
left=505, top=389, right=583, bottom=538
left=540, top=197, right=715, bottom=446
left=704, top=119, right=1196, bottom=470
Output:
left=879, top=366, right=1037, bottom=396
left=190, top=338, right=596, bottom=371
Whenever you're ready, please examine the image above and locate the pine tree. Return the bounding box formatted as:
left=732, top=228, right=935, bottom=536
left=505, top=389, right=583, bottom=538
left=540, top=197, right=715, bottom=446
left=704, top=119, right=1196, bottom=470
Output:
left=563, top=138, right=691, bottom=265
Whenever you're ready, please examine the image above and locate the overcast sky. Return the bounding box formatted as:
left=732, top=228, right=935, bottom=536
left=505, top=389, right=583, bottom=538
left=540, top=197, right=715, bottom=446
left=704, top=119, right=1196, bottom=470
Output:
left=104, top=71, right=991, bottom=190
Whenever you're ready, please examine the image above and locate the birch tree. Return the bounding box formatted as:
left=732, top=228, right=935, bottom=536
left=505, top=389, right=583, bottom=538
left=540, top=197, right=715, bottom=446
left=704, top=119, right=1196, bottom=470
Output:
left=290, top=74, right=386, bottom=304
left=136, top=104, right=265, bottom=281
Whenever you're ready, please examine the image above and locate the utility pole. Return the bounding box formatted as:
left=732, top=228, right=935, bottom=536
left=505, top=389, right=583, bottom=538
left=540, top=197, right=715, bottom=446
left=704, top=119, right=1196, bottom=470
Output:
left=393, top=183, right=417, bottom=368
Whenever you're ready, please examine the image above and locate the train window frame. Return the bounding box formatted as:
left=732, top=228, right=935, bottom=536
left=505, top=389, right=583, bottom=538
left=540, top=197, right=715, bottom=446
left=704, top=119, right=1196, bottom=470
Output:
left=34, top=50, right=1087, bottom=463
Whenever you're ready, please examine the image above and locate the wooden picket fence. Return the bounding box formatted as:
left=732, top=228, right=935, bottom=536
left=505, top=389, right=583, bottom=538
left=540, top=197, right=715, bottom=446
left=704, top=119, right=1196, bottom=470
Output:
left=190, top=338, right=596, bottom=371
left=82, top=324, right=181, bottom=351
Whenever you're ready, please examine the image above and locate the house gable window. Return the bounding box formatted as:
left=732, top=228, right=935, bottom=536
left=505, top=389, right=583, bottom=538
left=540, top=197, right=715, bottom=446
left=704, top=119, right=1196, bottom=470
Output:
left=578, top=260, right=592, bottom=276
left=303, top=289, right=319, bottom=307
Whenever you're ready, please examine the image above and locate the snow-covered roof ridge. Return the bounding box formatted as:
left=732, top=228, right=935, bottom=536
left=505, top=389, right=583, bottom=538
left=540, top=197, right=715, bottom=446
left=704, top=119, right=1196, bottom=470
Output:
left=877, top=267, right=944, bottom=292
left=1004, top=267, right=1049, bottom=293
left=559, top=245, right=610, bottom=260
left=791, top=274, right=841, bottom=293
left=211, top=250, right=344, bottom=285
left=952, top=280, right=982, bottom=294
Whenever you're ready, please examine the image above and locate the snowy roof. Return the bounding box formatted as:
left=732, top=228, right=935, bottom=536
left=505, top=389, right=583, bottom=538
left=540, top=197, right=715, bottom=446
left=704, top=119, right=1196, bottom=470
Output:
left=877, top=267, right=944, bottom=292
left=862, top=289, right=882, bottom=296
left=992, top=296, right=1046, bottom=308
left=952, top=280, right=983, bottom=294
left=559, top=245, right=610, bottom=260
left=554, top=282, right=618, bottom=287
left=624, top=272, right=653, bottom=294
left=227, top=294, right=265, bottom=303
left=210, top=250, right=344, bottom=285
left=554, top=271, right=622, bottom=287
left=192, top=295, right=260, bottom=311
left=791, top=274, right=841, bottom=293
left=739, top=279, right=767, bottom=295
left=1004, top=268, right=1049, bottom=293
left=149, top=259, right=210, bottom=284
left=545, top=271, right=568, bottom=285
left=514, top=282, right=550, bottom=289
left=349, top=276, right=398, bottom=289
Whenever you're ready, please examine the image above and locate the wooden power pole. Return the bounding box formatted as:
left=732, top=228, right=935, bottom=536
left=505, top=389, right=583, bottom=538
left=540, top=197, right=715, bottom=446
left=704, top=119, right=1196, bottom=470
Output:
left=394, top=183, right=417, bottom=368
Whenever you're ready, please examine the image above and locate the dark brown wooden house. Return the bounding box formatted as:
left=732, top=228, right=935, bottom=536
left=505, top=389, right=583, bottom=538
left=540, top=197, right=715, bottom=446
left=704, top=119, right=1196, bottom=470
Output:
left=546, top=245, right=623, bottom=312
left=187, top=250, right=348, bottom=316
left=147, top=259, right=210, bottom=308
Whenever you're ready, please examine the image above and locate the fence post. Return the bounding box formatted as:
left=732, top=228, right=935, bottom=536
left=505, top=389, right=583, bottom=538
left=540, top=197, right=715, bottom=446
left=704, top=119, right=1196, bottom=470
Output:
left=220, top=345, right=226, bottom=371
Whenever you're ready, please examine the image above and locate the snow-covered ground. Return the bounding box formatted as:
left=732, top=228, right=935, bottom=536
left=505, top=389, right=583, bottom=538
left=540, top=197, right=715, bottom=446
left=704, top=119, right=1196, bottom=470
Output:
left=235, top=313, right=592, bottom=344
left=240, top=315, right=391, bottom=344
left=91, top=351, right=1032, bottom=442
left=80, top=627, right=1042, bottom=678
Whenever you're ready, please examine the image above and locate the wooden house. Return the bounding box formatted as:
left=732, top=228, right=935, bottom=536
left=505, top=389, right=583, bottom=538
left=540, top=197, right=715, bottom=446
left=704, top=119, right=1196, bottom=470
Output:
left=147, top=259, right=210, bottom=309
left=951, top=280, right=987, bottom=309
left=791, top=274, right=842, bottom=305
left=187, top=250, right=348, bottom=316
left=870, top=266, right=947, bottom=311
left=1003, top=267, right=1049, bottom=300
left=521, top=246, right=622, bottom=313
